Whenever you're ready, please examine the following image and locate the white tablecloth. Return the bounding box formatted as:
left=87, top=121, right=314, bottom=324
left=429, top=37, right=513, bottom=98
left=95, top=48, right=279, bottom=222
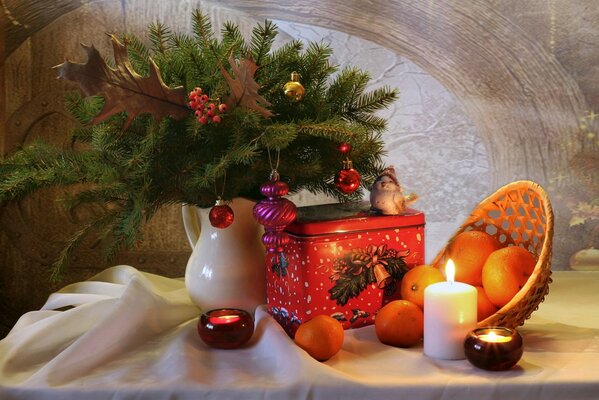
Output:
left=1, top=266, right=598, bottom=400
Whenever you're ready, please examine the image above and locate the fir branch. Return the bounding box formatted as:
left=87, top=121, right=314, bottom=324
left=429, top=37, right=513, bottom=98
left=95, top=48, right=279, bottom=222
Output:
left=351, top=113, right=388, bottom=133
left=101, top=194, right=150, bottom=261
left=65, top=93, right=104, bottom=125
left=226, top=143, right=260, bottom=165
left=190, top=154, right=232, bottom=190
left=347, top=69, right=370, bottom=105
left=251, top=20, right=277, bottom=66
left=63, top=184, right=127, bottom=209
left=0, top=143, right=87, bottom=202
left=355, top=86, right=398, bottom=114
left=192, top=9, right=214, bottom=50
left=70, top=127, right=94, bottom=146
left=261, top=123, right=298, bottom=150
left=221, top=21, right=247, bottom=57
left=301, top=42, right=336, bottom=90
left=170, top=33, right=194, bottom=49
left=297, top=119, right=364, bottom=142
left=51, top=209, right=120, bottom=281
left=265, top=39, right=303, bottom=64
left=121, top=33, right=151, bottom=75
left=148, top=22, right=172, bottom=54
left=327, top=67, right=366, bottom=113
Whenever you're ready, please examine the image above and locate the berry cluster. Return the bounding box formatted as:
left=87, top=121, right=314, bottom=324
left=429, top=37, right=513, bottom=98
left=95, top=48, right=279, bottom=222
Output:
left=188, top=87, right=228, bottom=125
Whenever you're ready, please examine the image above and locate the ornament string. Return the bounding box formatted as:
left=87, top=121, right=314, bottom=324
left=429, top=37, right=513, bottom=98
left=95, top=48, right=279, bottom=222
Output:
left=266, top=147, right=281, bottom=180
left=213, top=170, right=227, bottom=200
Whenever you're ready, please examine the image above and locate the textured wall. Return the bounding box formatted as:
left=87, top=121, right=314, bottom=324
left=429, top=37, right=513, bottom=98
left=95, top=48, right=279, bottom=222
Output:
left=2, top=0, right=598, bottom=336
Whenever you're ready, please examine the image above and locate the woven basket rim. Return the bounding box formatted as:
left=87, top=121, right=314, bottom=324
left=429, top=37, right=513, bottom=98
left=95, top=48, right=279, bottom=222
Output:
left=431, top=180, right=554, bottom=327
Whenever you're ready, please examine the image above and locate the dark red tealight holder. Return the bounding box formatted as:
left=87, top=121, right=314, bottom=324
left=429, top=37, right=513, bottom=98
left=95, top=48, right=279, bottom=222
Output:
left=464, top=327, right=523, bottom=371
left=197, top=308, right=254, bottom=349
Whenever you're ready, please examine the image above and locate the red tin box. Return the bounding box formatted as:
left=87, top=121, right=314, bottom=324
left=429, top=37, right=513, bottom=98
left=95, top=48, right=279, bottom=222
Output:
left=266, top=201, right=425, bottom=336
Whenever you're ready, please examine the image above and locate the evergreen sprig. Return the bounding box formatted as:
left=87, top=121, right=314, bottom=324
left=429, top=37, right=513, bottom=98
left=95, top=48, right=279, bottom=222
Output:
left=0, top=10, right=399, bottom=279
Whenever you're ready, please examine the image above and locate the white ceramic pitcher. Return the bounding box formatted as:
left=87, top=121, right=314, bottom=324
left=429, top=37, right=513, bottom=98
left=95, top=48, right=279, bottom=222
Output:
left=182, top=198, right=266, bottom=313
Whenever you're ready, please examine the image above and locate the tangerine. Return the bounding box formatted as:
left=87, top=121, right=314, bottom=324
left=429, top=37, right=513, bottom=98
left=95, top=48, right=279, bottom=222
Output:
left=400, top=265, right=445, bottom=309
left=482, top=246, right=537, bottom=308
left=375, top=300, right=424, bottom=347
left=294, top=315, right=344, bottom=361
left=475, top=286, right=499, bottom=322
left=445, top=230, right=502, bottom=286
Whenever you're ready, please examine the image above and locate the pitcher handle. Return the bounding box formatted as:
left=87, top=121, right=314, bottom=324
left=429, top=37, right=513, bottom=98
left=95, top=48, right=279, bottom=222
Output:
left=182, top=204, right=202, bottom=249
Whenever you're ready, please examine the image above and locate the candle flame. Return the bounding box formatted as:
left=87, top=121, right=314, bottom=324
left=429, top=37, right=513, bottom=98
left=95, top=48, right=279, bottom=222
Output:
left=209, top=315, right=241, bottom=325
left=479, top=330, right=512, bottom=343
left=446, top=259, right=455, bottom=283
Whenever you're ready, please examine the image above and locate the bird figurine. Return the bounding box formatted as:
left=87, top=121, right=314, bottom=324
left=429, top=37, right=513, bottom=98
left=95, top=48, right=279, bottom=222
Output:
left=369, top=166, right=418, bottom=215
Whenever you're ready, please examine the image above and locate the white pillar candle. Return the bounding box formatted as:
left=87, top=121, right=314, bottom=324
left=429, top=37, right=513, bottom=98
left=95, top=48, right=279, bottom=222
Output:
left=424, top=259, right=477, bottom=360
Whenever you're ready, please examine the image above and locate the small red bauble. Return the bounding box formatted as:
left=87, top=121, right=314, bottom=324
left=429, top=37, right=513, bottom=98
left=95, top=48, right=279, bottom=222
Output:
left=335, top=160, right=361, bottom=194
left=209, top=200, right=234, bottom=228
left=338, top=142, right=352, bottom=155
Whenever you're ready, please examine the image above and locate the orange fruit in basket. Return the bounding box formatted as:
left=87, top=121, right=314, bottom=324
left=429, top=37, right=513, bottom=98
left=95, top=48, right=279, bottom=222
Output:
left=294, top=315, right=344, bottom=361
left=400, top=265, right=445, bottom=309
left=482, top=246, right=537, bottom=308
left=476, top=286, right=499, bottom=321
left=375, top=300, right=424, bottom=347
left=445, top=230, right=502, bottom=286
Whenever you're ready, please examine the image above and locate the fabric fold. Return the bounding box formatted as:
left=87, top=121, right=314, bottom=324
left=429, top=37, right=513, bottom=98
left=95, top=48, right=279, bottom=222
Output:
left=0, top=266, right=198, bottom=386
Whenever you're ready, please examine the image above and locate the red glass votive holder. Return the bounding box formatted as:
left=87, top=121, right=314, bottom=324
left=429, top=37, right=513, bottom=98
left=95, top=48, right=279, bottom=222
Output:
left=197, top=308, right=254, bottom=349
left=464, top=327, right=523, bottom=371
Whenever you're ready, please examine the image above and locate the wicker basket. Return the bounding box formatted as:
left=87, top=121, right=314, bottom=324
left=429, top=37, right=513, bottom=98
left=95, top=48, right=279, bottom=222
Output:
left=431, top=180, right=554, bottom=328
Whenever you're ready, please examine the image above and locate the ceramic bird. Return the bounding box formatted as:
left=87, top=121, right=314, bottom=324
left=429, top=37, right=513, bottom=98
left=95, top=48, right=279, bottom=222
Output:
left=369, top=166, right=418, bottom=215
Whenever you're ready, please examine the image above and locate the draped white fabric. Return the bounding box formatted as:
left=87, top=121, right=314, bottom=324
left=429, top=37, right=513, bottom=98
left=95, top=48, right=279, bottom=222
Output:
left=1, top=267, right=598, bottom=400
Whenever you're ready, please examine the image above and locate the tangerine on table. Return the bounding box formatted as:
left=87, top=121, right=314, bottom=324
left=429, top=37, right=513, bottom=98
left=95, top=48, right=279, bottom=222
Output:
left=445, top=230, right=502, bottom=286
left=400, top=265, right=445, bottom=309
left=375, top=300, right=424, bottom=347
left=482, top=246, right=537, bottom=308
left=294, top=315, right=344, bottom=361
left=475, top=286, right=499, bottom=322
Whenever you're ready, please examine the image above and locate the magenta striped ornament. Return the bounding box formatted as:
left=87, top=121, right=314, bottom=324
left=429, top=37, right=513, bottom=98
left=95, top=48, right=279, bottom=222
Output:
left=253, top=172, right=297, bottom=254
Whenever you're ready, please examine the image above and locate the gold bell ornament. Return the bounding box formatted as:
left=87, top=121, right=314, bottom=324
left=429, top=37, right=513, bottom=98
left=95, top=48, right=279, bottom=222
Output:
left=283, top=71, right=305, bottom=101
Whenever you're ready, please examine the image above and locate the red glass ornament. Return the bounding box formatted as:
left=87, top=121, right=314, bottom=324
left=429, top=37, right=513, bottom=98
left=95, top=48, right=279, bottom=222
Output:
left=335, top=160, right=361, bottom=194
left=197, top=308, right=254, bottom=349
left=338, top=142, right=352, bottom=155
left=209, top=199, right=234, bottom=228
left=253, top=171, right=297, bottom=254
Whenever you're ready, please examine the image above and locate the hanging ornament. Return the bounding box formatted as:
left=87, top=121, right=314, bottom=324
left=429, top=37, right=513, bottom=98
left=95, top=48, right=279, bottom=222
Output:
left=334, top=142, right=361, bottom=194
left=335, top=160, right=361, bottom=194
left=209, top=198, right=234, bottom=228
left=283, top=71, right=305, bottom=101
left=254, top=168, right=297, bottom=279
left=253, top=170, right=297, bottom=254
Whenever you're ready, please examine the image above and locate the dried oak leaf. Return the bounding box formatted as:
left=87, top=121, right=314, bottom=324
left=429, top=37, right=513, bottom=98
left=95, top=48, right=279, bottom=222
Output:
left=54, top=35, right=188, bottom=130
left=220, top=54, right=273, bottom=118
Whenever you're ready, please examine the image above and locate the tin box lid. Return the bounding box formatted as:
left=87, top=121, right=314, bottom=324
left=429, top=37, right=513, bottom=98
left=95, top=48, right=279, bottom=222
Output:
left=286, top=201, right=425, bottom=236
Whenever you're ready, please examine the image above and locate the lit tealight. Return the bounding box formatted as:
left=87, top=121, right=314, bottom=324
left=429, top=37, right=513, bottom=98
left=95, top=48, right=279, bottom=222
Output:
left=464, top=327, right=523, bottom=370
left=478, top=330, right=512, bottom=343
left=197, top=308, right=254, bottom=349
